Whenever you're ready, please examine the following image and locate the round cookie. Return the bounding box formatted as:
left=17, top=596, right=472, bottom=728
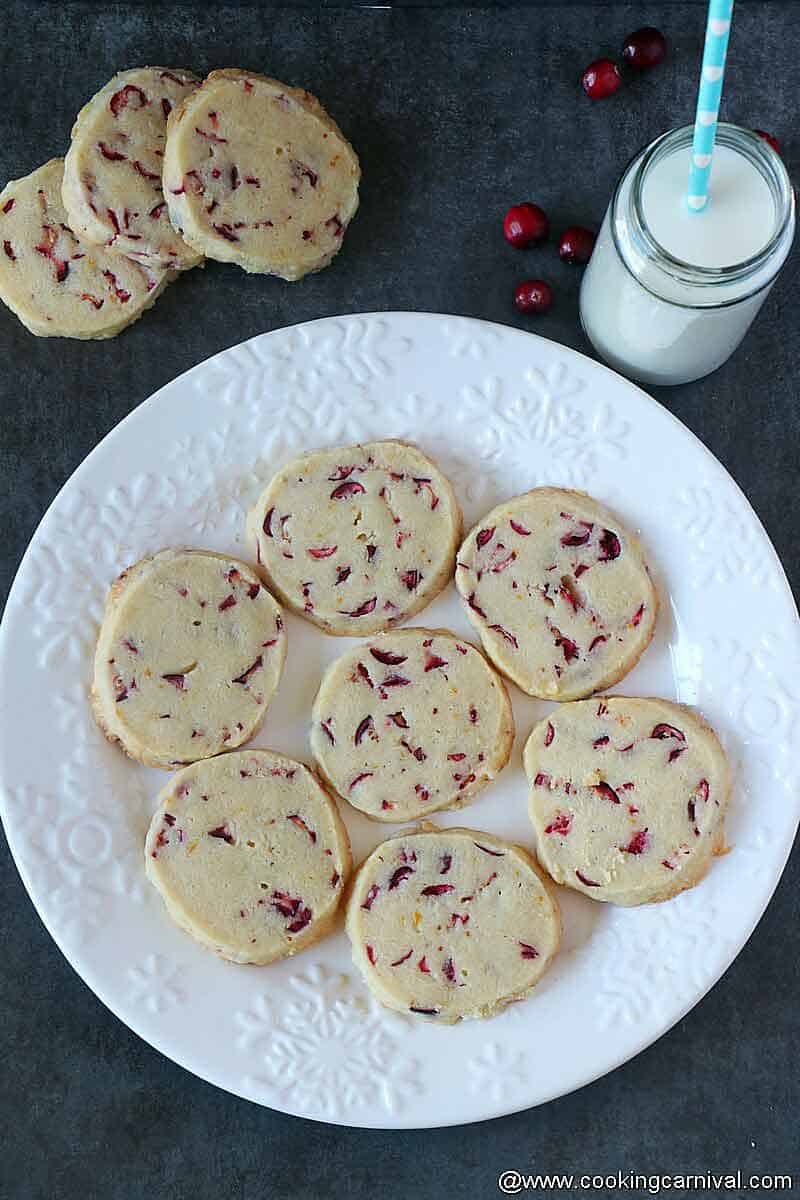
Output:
left=0, top=158, right=168, bottom=339
left=146, top=750, right=351, bottom=964
left=246, top=440, right=463, bottom=636
left=346, top=825, right=561, bottom=1022
left=455, top=488, right=658, bottom=700
left=163, top=69, right=360, bottom=278
left=311, top=628, right=514, bottom=822
left=524, top=696, right=731, bottom=905
left=92, top=548, right=287, bottom=769
left=63, top=67, right=203, bottom=271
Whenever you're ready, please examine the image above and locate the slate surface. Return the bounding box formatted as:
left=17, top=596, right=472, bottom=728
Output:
left=1, top=3, right=797, bottom=1198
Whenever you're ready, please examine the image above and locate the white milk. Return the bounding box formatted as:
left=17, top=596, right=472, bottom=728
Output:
left=580, top=124, right=795, bottom=386
left=642, top=145, right=774, bottom=268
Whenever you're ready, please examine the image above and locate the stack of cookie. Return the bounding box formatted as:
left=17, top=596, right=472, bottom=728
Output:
left=0, top=67, right=360, bottom=339
left=92, top=439, right=731, bottom=1024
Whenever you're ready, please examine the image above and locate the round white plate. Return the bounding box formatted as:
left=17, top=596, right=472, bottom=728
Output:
left=1, top=314, right=798, bottom=1129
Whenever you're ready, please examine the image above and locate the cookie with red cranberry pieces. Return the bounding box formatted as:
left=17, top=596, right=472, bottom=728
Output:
left=246, top=440, right=462, bottom=635
left=63, top=67, right=203, bottom=271
left=346, top=825, right=561, bottom=1022
left=0, top=158, right=169, bottom=338
left=146, top=750, right=351, bottom=964
left=163, top=69, right=360, bottom=279
left=524, top=696, right=731, bottom=905
left=456, top=488, right=657, bottom=700
left=311, top=628, right=514, bottom=821
left=92, top=548, right=286, bottom=769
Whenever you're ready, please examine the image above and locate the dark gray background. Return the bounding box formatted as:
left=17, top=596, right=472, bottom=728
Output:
left=1, top=3, right=797, bottom=1198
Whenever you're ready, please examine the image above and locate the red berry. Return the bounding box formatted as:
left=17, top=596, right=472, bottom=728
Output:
left=621, top=27, right=667, bottom=70
left=558, top=226, right=596, bottom=264
left=503, top=202, right=549, bottom=248
left=513, top=279, right=553, bottom=315
left=581, top=58, right=622, bottom=99
left=754, top=129, right=781, bottom=156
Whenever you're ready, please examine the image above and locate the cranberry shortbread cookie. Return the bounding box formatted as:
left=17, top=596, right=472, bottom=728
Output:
left=92, top=549, right=286, bottom=769
left=311, top=628, right=514, bottom=821
left=524, top=697, right=731, bottom=905
left=346, top=825, right=561, bottom=1022
left=0, top=158, right=168, bottom=338
left=163, top=69, right=360, bottom=278
left=146, top=751, right=351, bottom=964
left=456, top=488, right=657, bottom=700
left=247, top=440, right=462, bottom=635
left=63, top=67, right=203, bottom=271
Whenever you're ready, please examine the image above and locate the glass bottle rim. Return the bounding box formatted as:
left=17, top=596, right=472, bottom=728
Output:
left=611, top=123, right=795, bottom=303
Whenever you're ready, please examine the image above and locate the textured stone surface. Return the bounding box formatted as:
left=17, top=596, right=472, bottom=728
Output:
left=0, top=3, right=797, bottom=1197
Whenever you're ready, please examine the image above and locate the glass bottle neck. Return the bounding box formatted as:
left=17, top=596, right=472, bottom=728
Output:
left=611, top=123, right=795, bottom=310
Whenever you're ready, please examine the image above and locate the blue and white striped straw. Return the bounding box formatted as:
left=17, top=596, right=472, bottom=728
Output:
left=687, top=0, right=735, bottom=212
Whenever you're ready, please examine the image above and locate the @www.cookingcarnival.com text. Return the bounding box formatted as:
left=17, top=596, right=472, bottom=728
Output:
left=497, top=1170, right=795, bottom=1194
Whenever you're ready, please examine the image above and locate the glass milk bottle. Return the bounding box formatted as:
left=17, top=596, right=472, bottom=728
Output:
left=579, top=123, right=795, bottom=386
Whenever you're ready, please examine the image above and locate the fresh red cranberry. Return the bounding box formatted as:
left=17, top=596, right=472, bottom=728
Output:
left=503, top=202, right=549, bottom=248
left=559, top=226, right=596, bottom=264
left=754, top=129, right=781, bottom=156
left=513, top=279, right=553, bottom=315
left=621, top=27, right=667, bottom=70
left=581, top=58, right=622, bottom=99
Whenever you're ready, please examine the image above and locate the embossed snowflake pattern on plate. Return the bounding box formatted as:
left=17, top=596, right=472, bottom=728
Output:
left=235, top=964, right=421, bottom=1118
left=127, top=953, right=185, bottom=1015
left=0, top=314, right=797, bottom=1129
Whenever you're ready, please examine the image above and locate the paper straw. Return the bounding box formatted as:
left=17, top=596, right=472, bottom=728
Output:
left=687, top=0, right=735, bottom=212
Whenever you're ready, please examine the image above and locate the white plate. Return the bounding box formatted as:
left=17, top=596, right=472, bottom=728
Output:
left=1, top=313, right=798, bottom=1129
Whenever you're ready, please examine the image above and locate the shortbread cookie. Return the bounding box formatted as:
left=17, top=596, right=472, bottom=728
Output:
left=146, top=750, right=351, bottom=964
left=311, top=629, right=514, bottom=821
left=456, top=488, right=657, bottom=700
left=524, top=697, right=731, bottom=905
left=346, top=825, right=560, bottom=1022
left=0, top=158, right=168, bottom=338
left=247, top=440, right=462, bottom=635
left=63, top=67, right=203, bottom=271
left=92, top=548, right=286, bottom=769
left=163, top=69, right=360, bottom=278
